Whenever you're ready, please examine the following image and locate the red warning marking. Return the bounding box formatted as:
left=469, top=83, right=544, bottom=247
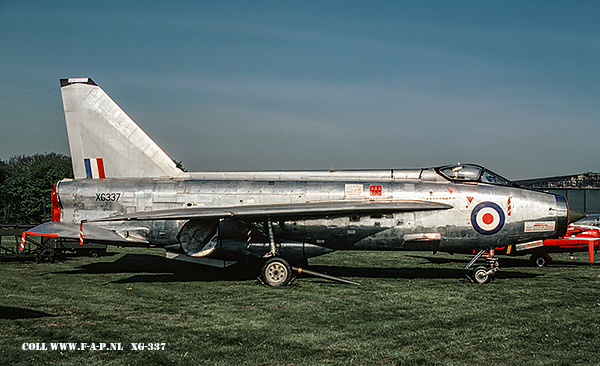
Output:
left=20, top=231, right=59, bottom=251
left=370, top=185, right=382, bottom=196
left=80, top=222, right=84, bottom=245
left=447, top=188, right=455, bottom=194
left=507, top=197, right=512, bottom=216
left=467, top=196, right=474, bottom=203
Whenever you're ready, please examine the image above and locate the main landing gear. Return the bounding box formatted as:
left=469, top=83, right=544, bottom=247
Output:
left=258, top=218, right=361, bottom=286
left=464, top=249, right=499, bottom=284
left=261, top=257, right=293, bottom=287
left=259, top=256, right=362, bottom=287
left=258, top=219, right=294, bottom=286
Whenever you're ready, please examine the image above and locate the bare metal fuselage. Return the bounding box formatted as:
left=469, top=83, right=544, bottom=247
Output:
left=54, top=167, right=568, bottom=263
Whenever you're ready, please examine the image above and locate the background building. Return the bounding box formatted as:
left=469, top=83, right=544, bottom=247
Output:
left=516, top=173, right=600, bottom=214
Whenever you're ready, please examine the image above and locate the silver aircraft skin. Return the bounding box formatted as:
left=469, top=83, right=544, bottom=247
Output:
left=23, top=78, right=578, bottom=285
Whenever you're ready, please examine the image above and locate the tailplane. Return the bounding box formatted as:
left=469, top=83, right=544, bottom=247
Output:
left=60, top=78, right=184, bottom=179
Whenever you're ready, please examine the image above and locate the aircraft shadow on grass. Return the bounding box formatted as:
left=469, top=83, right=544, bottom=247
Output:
left=409, top=253, right=593, bottom=269
left=407, top=254, right=536, bottom=268
left=0, top=306, right=54, bottom=319
left=53, top=254, right=256, bottom=283
left=52, top=253, right=540, bottom=284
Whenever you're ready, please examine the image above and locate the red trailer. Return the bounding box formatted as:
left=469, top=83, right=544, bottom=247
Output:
left=495, top=225, right=599, bottom=267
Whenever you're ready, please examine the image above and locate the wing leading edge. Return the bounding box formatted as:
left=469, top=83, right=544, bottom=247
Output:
left=92, top=200, right=453, bottom=222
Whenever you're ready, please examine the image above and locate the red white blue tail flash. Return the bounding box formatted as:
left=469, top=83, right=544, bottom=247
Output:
left=84, top=158, right=106, bottom=179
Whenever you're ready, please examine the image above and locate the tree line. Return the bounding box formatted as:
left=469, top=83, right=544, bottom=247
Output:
left=0, top=153, right=73, bottom=224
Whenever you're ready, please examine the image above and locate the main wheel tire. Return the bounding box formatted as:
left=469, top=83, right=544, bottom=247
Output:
left=472, top=266, right=491, bottom=284
left=261, top=257, right=292, bottom=287
left=530, top=253, right=547, bottom=267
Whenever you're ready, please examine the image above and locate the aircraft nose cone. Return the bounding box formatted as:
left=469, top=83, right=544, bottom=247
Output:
left=568, top=209, right=586, bottom=224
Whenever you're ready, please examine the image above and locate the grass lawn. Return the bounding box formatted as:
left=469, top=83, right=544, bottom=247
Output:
left=1, top=247, right=599, bottom=365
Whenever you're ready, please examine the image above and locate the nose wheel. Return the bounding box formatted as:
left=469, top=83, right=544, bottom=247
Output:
left=472, top=266, right=492, bottom=284
left=465, top=249, right=499, bottom=284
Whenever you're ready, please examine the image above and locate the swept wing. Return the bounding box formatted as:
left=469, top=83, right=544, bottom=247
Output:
left=91, top=200, right=453, bottom=222
left=23, top=200, right=451, bottom=246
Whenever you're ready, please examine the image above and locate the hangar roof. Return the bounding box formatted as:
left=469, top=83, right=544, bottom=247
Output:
left=516, top=172, right=600, bottom=190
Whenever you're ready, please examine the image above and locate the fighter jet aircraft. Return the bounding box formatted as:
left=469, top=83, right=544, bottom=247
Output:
left=21, top=78, right=582, bottom=285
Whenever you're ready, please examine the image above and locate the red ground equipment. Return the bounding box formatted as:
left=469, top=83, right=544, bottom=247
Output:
left=495, top=225, right=599, bottom=266
left=538, top=225, right=599, bottom=265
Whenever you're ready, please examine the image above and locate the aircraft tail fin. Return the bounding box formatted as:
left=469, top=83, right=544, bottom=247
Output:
left=60, top=78, right=184, bottom=179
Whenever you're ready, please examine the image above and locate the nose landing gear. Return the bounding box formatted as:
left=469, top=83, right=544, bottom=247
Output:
left=465, top=249, right=499, bottom=284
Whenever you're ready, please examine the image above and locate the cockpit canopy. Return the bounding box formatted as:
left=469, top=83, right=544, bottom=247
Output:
left=436, top=164, right=516, bottom=186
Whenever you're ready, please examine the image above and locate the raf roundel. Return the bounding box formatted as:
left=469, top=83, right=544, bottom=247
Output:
left=470, top=202, right=505, bottom=235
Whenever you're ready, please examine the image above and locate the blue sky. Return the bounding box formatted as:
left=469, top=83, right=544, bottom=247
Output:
left=0, top=1, right=598, bottom=179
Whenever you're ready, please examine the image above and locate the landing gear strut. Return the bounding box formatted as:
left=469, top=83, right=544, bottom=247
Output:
left=465, top=249, right=499, bottom=284
left=263, top=218, right=279, bottom=258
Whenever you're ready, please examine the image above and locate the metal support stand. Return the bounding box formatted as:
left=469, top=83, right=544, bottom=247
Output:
left=292, top=266, right=362, bottom=285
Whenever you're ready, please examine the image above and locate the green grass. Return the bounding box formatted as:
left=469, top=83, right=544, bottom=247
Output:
left=1, top=248, right=599, bottom=365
